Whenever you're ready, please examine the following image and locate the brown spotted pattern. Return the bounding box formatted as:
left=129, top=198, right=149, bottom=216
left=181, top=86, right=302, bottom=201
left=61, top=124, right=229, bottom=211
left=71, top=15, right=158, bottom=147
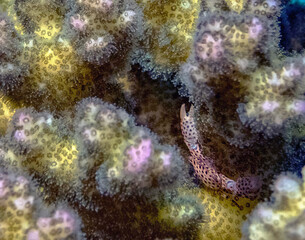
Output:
left=180, top=104, right=261, bottom=199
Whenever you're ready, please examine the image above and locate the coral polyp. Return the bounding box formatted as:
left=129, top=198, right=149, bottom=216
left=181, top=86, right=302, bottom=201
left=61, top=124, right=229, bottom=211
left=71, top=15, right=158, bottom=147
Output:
left=0, top=0, right=304, bottom=239
left=0, top=170, right=83, bottom=239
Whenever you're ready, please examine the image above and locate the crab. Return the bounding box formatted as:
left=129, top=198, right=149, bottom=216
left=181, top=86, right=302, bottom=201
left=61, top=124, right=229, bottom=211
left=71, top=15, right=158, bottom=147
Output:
left=180, top=104, right=261, bottom=200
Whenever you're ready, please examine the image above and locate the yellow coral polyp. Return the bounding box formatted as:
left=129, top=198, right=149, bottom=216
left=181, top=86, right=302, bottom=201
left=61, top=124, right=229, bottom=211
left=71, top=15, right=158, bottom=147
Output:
left=0, top=149, right=24, bottom=169
left=227, top=25, right=260, bottom=58
left=0, top=95, right=18, bottom=135
left=225, top=0, right=245, bottom=13
left=5, top=112, right=80, bottom=184
left=0, top=0, right=12, bottom=12
left=198, top=187, right=257, bottom=240
left=0, top=172, right=81, bottom=239
left=19, top=37, right=95, bottom=109
left=16, top=137, right=81, bottom=186
left=77, top=0, right=113, bottom=12
left=0, top=174, right=35, bottom=239
left=159, top=202, right=196, bottom=225
left=138, top=0, right=200, bottom=68
left=34, top=12, right=63, bottom=39
left=47, top=141, right=79, bottom=170
left=39, top=40, right=75, bottom=74
left=34, top=20, right=62, bottom=40
left=18, top=0, right=64, bottom=40
left=5, top=1, right=25, bottom=35
left=245, top=169, right=305, bottom=240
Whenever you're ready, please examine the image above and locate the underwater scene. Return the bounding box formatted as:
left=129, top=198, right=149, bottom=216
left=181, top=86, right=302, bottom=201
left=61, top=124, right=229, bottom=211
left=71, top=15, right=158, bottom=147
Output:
left=0, top=0, right=305, bottom=239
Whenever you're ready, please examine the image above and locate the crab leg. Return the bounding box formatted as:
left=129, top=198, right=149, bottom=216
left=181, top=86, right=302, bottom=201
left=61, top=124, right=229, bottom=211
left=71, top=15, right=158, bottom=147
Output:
left=180, top=104, right=237, bottom=194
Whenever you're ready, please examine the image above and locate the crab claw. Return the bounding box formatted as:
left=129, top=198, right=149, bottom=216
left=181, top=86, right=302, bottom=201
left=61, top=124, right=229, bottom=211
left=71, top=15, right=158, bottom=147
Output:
left=180, top=104, right=195, bottom=121
left=180, top=104, right=186, bottom=121
left=180, top=104, right=198, bottom=151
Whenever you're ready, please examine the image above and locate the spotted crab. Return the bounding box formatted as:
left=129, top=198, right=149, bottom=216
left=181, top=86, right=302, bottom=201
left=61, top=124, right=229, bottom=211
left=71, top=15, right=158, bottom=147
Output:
left=180, top=104, right=261, bottom=199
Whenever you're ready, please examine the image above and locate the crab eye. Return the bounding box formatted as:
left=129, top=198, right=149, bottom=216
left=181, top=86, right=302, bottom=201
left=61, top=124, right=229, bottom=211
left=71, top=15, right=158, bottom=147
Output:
left=226, top=180, right=236, bottom=190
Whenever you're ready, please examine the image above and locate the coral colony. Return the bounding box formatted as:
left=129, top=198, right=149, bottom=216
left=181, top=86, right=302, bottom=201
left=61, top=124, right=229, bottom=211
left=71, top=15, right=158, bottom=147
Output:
left=1, top=0, right=305, bottom=239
